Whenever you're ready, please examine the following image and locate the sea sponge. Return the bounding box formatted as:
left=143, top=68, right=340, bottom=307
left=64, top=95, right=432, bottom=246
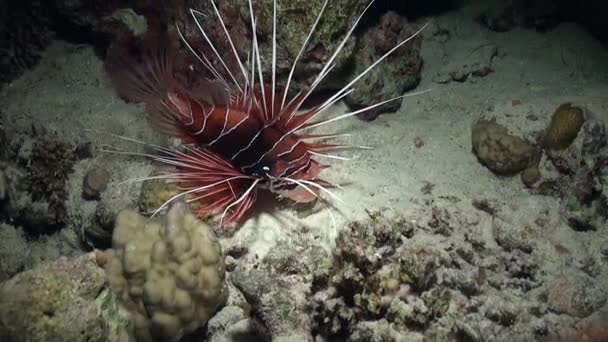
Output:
left=104, top=204, right=228, bottom=342
left=472, top=120, right=540, bottom=179
left=543, top=103, right=586, bottom=150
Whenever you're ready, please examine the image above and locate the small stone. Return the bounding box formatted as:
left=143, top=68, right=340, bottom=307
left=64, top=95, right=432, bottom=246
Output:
left=83, top=167, right=110, bottom=199
left=547, top=273, right=606, bottom=318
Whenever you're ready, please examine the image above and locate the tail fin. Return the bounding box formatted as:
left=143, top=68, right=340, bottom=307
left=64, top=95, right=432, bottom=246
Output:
left=104, top=32, right=175, bottom=103
left=104, top=31, right=231, bottom=140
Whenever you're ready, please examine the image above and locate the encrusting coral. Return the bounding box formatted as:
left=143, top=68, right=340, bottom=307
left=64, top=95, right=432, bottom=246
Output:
left=104, top=204, right=228, bottom=342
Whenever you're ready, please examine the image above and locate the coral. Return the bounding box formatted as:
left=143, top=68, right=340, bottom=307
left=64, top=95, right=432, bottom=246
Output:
left=0, top=0, right=53, bottom=84
left=543, top=103, right=586, bottom=150
left=472, top=119, right=541, bottom=184
left=344, top=11, right=422, bottom=120
left=220, top=0, right=368, bottom=82
left=0, top=222, right=82, bottom=281
left=4, top=133, right=78, bottom=233
left=311, top=214, right=449, bottom=339
left=221, top=197, right=607, bottom=341
left=104, top=204, right=228, bottom=342
left=230, top=237, right=327, bottom=341
left=180, top=0, right=419, bottom=117
left=0, top=253, right=128, bottom=341
left=541, top=118, right=608, bottom=231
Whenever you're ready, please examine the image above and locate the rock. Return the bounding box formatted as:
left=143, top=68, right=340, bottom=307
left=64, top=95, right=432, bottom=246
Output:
left=0, top=0, right=53, bottom=84
left=476, top=0, right=608, bottom=40
left=582, top=119, right=608, bottom=155
left=344, top=11, right=422, bottom=120
left=477, top=1, right=518, bottom=32
left=543, top=103, right=586, bottom=150
left=547, top=273, right=606, bottom=318
left=521, top=153, right=542, bottom=187
left=0, top=223, right=29, bottom=281
left=471, top=120, right=541, bottom=177
left=492, top=217, right=536, bottom=253
left=0, top=253, right=130, bottom=342
left=434, top=44, right=498, bottom=83
left=230, top=239, right=323, bottom=342
left=0, top=162, right=23, bottom=203
left=82, top=166, right=110, bottom=199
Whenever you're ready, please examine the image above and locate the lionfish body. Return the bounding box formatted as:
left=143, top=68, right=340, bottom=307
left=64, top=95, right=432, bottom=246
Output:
left=105, top=0, right=426, bottom=225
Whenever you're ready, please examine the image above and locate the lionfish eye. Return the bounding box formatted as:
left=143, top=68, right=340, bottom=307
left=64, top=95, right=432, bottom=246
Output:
left=251, top=164, right=272, bottom=179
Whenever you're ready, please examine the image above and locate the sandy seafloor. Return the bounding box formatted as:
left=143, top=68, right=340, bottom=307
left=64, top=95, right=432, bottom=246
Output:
left=1, top=0, right=608, bottom=340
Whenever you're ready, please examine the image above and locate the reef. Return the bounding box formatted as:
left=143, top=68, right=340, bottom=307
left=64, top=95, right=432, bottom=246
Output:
left=471, top=100, right=606, bottom=231
left=229, top=228, right=328, bottom=341
left=345, top=11, right=423, bottom=120
left=0, top=128, right=79, bottom=233
left=310, top=214, right=449, bottom=340
left=539, top=117, right=608, bottom=232
left=224, top=201, right=608, bottom=341
left=217, top=0, right=423, bottom=119
left=0, top=252, right=129, bottom=341
left=99, top=0, right=424, bottom=119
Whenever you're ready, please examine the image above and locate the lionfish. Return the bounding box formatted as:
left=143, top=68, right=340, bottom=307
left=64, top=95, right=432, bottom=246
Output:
left=105, top=0, right=427, bottom=226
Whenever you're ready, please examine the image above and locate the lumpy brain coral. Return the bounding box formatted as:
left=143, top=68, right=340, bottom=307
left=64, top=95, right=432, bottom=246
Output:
left=104, top=204, right=228, bottom=342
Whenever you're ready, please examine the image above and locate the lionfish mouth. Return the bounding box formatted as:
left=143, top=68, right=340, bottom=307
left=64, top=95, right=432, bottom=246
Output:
left=104, top=0, right=430, bottom=228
